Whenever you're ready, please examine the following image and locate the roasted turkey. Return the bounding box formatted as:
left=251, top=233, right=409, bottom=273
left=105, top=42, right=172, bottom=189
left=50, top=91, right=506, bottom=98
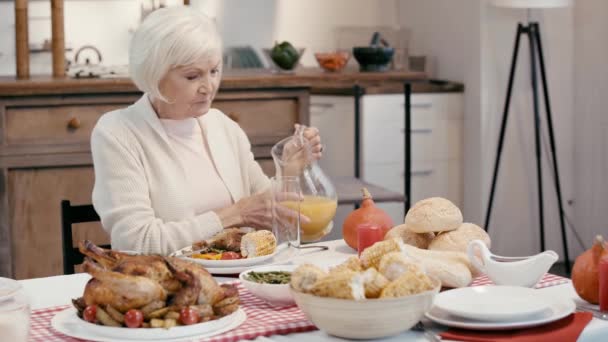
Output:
left=76, top=240, right=239, bottom=315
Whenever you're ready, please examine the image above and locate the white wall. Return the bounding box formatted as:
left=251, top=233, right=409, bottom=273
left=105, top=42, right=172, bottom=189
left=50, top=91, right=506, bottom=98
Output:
left=480, top=4, right=576, bottom=258
left=573, top=0, right=608, bottom=252
left=274, top=0, right=399, bottom=66
left=399, top=0, right=579, bottom=259
left=398, top=0, right=483, bottom=225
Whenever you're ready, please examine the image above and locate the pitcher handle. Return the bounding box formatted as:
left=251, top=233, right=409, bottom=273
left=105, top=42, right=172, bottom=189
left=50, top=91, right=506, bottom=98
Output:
left=467, top=240, right=489, bottom=274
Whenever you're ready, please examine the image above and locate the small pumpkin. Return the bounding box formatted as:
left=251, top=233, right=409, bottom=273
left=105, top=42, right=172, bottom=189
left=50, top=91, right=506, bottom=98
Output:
left=342, top=188, right=394, bottom=250
left=572, top=235, right=608, bottom=304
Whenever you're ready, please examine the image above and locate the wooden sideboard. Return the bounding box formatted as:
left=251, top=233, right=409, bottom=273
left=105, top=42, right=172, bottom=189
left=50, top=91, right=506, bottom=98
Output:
left=0, top=68, right=437, bottom=279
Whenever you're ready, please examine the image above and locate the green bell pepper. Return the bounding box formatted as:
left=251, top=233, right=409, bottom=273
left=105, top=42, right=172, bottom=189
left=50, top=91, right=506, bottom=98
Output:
left=270, top=41, right=299, bottom=70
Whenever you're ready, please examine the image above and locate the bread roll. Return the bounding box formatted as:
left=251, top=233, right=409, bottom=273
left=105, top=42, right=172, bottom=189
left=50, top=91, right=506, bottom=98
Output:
left=401, top=244, right=472, bottom=288
left=428, top=222, right=491, bottom=253
left=384, top=224, right=435, bottom=249
left=404, top=197, right=463, bottom=233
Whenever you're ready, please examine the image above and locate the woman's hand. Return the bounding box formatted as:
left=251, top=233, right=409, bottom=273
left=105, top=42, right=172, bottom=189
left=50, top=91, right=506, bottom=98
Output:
left=215, top=190, right=310, bottom=230
left=295, top=123, right=323, bottom=160
left=280, top=124, right=323, bottom=176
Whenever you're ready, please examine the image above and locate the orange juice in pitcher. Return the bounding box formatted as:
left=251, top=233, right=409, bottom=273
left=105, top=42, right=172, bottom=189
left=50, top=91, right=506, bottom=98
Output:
left=282, top=195, right=338, bottom=242
left=271, top=125, right=338, bottom=243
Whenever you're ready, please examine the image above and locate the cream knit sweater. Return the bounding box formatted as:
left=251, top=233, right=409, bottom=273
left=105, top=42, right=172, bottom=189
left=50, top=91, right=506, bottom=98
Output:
left=91, top=95, right=270, bottom=255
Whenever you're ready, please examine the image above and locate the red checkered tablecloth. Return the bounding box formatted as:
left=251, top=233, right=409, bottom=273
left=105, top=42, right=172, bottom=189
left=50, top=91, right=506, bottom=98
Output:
left=470, top=272, right=570, bottom=289
left=28, top=282, right=316, bottom=342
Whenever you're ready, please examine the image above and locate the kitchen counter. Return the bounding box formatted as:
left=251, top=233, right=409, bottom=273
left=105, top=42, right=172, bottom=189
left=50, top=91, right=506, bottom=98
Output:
left=0, top=67, right=462, bottom=96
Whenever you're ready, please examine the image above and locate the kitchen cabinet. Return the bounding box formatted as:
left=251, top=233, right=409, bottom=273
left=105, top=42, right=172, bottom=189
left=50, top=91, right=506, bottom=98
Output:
left=361, top=93, right=464, bottom=224
left=310, top=96, right=355, bottom=241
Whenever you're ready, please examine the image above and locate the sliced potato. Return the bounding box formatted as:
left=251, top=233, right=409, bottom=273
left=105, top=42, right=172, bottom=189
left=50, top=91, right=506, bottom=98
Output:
left=140, top=300, right=166, bottom=317
left=105, top=305, right=125, bottom=324
left=96, top=307, right=121, bottom=327
left=164, top=311, right=180, bottom=320
left=150, top=318, right=165, bottom=328
left=164, top=318, right=177, bottom=329
left=191, top=304, right=214, bottom=319
left=147, top=307, right=171, bottom=320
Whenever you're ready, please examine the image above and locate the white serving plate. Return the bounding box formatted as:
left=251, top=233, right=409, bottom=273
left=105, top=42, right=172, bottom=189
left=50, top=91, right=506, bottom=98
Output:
left=433, top=286, right=549, bottom=322
left=426, top=293, right=575, bottom=331
left=51, top=307, right=246, bottom=342
left=202, top=245, right=298, bottom=275
left=184, top=250, right=278, bottom=268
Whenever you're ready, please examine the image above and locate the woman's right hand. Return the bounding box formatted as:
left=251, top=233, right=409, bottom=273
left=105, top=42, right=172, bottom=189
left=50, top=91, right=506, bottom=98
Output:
left=216, top=190, right=309, bottom=230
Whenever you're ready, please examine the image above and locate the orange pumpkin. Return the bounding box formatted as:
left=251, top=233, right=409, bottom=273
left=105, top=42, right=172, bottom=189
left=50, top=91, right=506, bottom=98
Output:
left=572, top=235, right=608, bottom=304
left=342, top=188, right=394, bottom=250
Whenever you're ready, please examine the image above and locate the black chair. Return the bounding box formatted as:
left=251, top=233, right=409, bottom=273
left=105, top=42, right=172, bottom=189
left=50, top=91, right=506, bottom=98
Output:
left=61, top=200, right=109, bottom=275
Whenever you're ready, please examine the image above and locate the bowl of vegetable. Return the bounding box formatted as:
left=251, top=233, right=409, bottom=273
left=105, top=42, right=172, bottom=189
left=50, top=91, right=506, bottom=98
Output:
left=314, top=51, right=351, bottom=72
left=239, top=265, right=297, bottom=306
left=263, top=41, right=305, bottom=72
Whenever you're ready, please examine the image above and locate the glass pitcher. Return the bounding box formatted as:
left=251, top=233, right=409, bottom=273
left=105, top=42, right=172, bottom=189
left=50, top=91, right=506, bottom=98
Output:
left=271, top=125, right=338, bottom=242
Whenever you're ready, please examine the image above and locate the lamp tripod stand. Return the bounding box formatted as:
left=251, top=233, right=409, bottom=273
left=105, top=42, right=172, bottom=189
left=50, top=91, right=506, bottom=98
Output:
left=484, top=22, right=570, bottom=274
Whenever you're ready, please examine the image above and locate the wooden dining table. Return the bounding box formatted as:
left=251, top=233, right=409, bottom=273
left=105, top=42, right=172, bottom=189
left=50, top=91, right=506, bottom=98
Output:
left=18, top=239, right=608, bottom=341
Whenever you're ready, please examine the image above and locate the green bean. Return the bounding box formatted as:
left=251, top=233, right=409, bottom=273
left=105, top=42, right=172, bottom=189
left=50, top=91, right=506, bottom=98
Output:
left=246, top=271, right=291, bottom=284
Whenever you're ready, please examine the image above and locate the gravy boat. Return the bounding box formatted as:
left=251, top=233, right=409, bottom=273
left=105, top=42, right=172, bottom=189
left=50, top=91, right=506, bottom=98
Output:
left=467, top=240, right=559, bottom=288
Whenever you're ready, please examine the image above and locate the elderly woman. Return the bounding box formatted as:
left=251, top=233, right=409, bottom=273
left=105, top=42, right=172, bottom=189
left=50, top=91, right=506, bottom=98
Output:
left=91, top=7, right=322, bottom=255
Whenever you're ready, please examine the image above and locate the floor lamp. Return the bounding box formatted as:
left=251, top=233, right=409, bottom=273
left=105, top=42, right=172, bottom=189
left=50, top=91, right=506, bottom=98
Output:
left=485, top=0, right=572, bottom=274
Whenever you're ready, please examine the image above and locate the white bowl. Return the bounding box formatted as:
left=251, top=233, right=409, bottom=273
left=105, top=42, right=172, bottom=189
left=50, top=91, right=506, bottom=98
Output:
left=291, top=277, right=441, bottom=340
left=239, top=265, right=296, bottom=306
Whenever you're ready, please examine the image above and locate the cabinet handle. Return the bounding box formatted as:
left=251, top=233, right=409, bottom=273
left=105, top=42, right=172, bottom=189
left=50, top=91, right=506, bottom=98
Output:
left=67, top=117, right=81, bottom=130
left=227, top=112, right=239, bottom=123
left=401, top=128, right=433, bottom=134
left=310, top=103, right=335, bottom=109
left=402, top=170, right=434, bottom=177
left=402, top=102, right=432, bottom=109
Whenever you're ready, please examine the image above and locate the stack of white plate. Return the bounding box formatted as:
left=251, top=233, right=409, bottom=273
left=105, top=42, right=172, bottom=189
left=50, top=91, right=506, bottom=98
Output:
left=426, top=286, right=575, bottom=330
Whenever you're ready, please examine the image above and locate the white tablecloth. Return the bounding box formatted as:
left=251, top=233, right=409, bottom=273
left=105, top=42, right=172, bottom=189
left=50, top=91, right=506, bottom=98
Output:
left=18, top=239, right=608, bottom=341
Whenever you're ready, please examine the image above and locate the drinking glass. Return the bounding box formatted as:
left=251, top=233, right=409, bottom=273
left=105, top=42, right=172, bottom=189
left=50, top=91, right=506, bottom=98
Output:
left=0, top=277, right=30, bottom=341
left=270, top=176, right=301, bottom=248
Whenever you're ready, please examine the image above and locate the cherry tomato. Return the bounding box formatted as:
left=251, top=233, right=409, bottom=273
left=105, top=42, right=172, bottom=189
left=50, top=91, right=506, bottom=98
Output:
left=220, top=251, right=242, bottom=260
left=83, top=305, right=97, bottom=323
left=124, top=309, right=144, bottom=328
left=179, top=307, right=201, bottom=325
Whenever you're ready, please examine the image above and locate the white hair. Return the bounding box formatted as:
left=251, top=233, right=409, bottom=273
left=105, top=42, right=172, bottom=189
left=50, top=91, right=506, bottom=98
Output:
left=129, top=6, right=222, bottom=102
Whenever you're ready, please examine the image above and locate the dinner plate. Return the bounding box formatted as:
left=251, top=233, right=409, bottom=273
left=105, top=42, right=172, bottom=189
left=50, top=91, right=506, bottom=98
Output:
left=51, top=307, right=246, bottom=342
left=426, top=294, right=575, bottom=331
left=204, top=245, right=299, bottom=275
left=433, top=286, right=549, bottom=321
left=184, top=249, right=279, bottom=268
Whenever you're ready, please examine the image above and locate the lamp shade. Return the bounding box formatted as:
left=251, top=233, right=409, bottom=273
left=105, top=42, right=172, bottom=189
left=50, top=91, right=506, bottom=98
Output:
left=490, top=0, right=573, bottom=8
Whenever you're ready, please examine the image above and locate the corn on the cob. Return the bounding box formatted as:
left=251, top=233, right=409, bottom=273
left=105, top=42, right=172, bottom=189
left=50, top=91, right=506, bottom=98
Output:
left=291, top=264, right=327, bottom=293
left=379, top=271, right=435, bottom=298
left=310, top=270, right=366, bottom=300
left=360, top=238, right=405, bottom=270
left=329, top=256, right=362, bottom=273
left=361, top=267, right=389, bottom=298
left=378, top=251, right=426, bottom=281
left=240, top=230, right=277, bottom=257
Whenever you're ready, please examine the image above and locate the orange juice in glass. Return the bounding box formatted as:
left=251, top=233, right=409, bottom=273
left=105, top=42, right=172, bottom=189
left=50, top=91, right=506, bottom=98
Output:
left=282, top=195, right=337, bottom=242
